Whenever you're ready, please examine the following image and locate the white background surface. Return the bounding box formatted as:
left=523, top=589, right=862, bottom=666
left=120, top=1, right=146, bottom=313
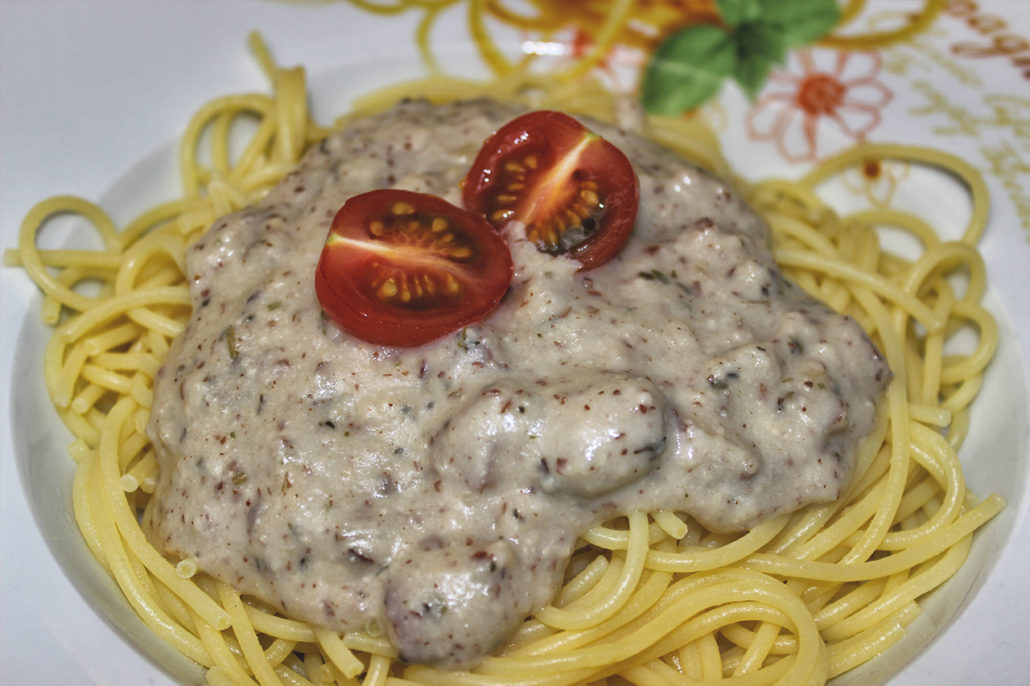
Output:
left=2, top=2, right=1028, bottom=685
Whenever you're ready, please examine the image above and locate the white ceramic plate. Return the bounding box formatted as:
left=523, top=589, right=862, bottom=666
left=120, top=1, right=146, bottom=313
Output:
left=2, top=2, right=1028, bottom=684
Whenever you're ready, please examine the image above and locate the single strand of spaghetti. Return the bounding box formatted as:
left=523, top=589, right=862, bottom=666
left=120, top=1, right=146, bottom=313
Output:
left=732, top=621, right=782, bottom=676
left=90, top=350, right=155, bottom=374
left=80, top=363, right=132, bottom=396
left=743, top=494, right=1003, bottom=581
left=67, top=437, right=93, bottom=463
left=652, top=511, right=688, bottom=540
left=72, top=448, right=110, bottom=568
left=273, top=66, right=309, bottom=164
left=265, top=638, right=299, bottom=669
left=83, top=321, right=142, bottom=355
left=56, top=286, right=190, bottom=344
left=699, top=634, right=728, bottom=682
left=469, top=0, right=514, bottom=75
left=73, top=405, right=105, bottom=436
left=46, top=335, right=85, bottom=408
left=21, top=194, right=121, bottom=252
left=300, top=651, right=328, bottom=686
left=675, top=640, right=704, bottom=681
left=773, top=249, right=941, bottom=333
left=341, top=631, right=396, bottom=658
left=247, top=30, right=283, bottom=82
left=244, top=605, right=317, bottom=643
left=843, top=208, right=941, bottom=251
left=2, top=247, right=123, bottom=270
left=940, top=378, right=982, bottom=426
left=216, top=581, right=287, bottom=686
left=146, top=327, right=173, bottom=361
left=644, top=513, right=789, bottom=572
left=313, top=627, right=366, bottom=679
left=412, top=1, right=450, bottom=74
left=938, top=300, right=998, bottom=384
left=209, top=109, right=236, bottom=175
left=908, top=403, right=951, bottom=427
left=70, top=382, right=107, bottom=416
left=536, top=512, right=647, bottom=629
left=362, top=655, right=392, bottom=686
left=582, top=520, right=667, bottom=549
left=551, top=553, right=609, bottom=610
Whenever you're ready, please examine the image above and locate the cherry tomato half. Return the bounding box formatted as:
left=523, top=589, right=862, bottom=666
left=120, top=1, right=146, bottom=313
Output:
left=463, top=110, right=639, bottom=271
left=315, top=189, right=514, bottom=347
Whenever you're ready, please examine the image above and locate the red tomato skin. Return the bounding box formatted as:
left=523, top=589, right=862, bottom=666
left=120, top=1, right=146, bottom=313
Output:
left=315, top=189, right=514, bottom=347
left=462, top=110, right=639, bottom=271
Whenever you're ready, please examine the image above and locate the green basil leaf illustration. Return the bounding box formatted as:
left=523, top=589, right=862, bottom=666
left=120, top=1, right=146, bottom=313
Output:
left=732, top=22, right=789, bottom=99
left=641, top=24, right=737, bottom=115
left=715, top=0, right=764, bottom=27
left=761, top=0, right=840, bottom=47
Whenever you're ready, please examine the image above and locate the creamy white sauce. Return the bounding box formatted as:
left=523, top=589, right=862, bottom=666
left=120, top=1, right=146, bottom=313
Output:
left=147, top=99, right=890, bottom=667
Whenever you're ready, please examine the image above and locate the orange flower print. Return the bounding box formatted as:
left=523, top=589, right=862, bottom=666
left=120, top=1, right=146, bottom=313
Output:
left=747, top=49, right=893, bottom=163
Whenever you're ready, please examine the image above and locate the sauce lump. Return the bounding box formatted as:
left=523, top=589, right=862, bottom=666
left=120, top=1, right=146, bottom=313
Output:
left=147, top=99, right=890, bottom=667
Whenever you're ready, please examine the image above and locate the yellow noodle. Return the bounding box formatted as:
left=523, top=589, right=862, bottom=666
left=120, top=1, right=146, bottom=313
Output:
left=8, top=11, right=1007, bottom=686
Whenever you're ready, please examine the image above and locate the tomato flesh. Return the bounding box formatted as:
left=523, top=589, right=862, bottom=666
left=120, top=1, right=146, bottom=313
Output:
left=463, top=110, right=639, bottom=270
left=315, top=189, right=514, bottom=347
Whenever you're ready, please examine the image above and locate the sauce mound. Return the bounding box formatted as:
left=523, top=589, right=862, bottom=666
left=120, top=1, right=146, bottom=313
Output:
left=147, top=99, right=890, bottom=667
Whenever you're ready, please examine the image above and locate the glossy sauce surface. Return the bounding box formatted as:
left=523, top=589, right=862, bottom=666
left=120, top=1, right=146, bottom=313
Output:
left=147, top=99, right=890, bottom=667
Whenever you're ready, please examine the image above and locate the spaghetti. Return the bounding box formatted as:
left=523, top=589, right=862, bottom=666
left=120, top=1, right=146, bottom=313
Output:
left=5, top=17, right=1003, bottom=686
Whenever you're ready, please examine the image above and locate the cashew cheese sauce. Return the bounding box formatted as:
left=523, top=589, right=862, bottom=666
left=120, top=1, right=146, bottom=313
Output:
left=147, top=99, right=890, bottom=667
